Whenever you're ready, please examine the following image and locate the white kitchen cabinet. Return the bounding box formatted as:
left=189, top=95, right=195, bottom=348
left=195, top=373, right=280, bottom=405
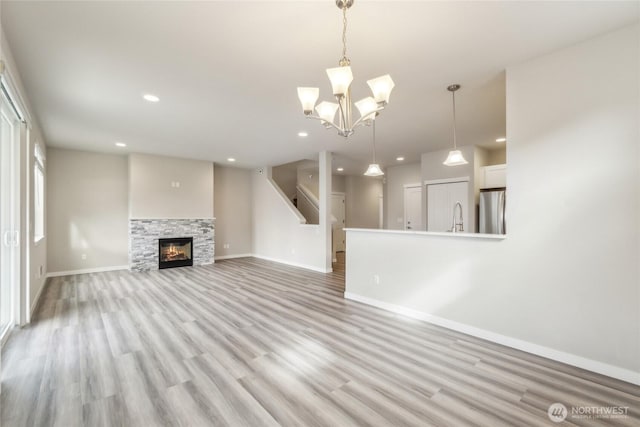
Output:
left=480, top=164, right=507, bottom=189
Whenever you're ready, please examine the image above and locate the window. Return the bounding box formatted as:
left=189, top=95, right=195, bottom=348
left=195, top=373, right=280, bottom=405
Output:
left=34, top=142, right=44, bottom=242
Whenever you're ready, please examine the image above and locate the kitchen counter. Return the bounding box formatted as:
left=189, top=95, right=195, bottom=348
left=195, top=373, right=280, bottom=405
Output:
left=344, top=228, right=506, bottom=240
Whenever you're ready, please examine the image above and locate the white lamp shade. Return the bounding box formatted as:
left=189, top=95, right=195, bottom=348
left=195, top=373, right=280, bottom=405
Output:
left=315, top=101, right=339, bottom=124
left=355, top=97, right=378, bottom=121
left=443, top=150, right=468, bottom=166
left=326, top=66, right=353, bottom=96
left=297, top=87, right=319, bottom=114
left=364, top=163, right=384, bottom=176
left=367, top=74, right=395, bottom=104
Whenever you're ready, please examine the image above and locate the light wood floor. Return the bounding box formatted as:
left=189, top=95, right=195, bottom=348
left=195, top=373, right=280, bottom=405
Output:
left=2, top=257, right=639, bottom=426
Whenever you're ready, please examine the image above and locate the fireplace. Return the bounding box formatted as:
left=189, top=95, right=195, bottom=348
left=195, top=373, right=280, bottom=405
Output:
left=159, top=237, right=193, bottom=269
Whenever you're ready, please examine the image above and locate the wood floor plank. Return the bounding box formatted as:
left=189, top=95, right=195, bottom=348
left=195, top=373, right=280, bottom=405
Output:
left=2, top=256, right=639, bottom=426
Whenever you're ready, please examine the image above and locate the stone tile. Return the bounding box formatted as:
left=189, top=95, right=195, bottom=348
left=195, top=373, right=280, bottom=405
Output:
left=129, top=219, right=215, bottom=272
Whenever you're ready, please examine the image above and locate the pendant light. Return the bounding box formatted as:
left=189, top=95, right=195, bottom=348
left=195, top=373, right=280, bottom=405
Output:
left=364, top=119, right=384, bottom=176
left=443, top=84, right=468, bottom=166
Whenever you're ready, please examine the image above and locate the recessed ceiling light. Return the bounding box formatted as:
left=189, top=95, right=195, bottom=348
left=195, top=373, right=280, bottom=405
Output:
left=227, top=158, right=236, bottom=162
left=396, top=156, right=405, bottom=161
left=143, top=94, right=160, bottom=102
left=298, top=131, right=308, bottom=137
left=115, top=142, right=126, bottom=147
left=496, top=137, right=506, bottom=142
left=337, top=167, right=344, bottom=172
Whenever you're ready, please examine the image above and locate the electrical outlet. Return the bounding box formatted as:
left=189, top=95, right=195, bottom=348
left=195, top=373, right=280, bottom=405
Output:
left=373, top=274, right=380, bottom=285
left=223, top=243, right=230, bottom=249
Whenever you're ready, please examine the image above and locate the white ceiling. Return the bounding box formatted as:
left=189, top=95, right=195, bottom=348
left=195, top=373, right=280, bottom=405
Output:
left=2, top=1, right=638, bottom=173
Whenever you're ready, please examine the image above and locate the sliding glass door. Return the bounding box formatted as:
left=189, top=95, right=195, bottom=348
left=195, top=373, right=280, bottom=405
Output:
left=0, top=88, right=20, bottom=340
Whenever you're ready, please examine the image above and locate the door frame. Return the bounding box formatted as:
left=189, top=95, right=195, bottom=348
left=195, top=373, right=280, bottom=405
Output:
left=403, top=183, right=421, bottom=231
left=1, top=69, right=29, bottom=345
left=331, top=192, right=346, bottom=261
left=0, top=91, right=22, bottom=344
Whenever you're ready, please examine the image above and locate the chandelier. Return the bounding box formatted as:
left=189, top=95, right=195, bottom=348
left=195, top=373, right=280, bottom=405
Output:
left=297, top=0, right=395, bottom=138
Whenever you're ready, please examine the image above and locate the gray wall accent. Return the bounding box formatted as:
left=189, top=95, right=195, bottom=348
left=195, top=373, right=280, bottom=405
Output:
left=296, top=185, right=319, bottom=225
left=487, top=147, right=507, bottom=165
left=129, top=153, right=214, bottom=219
left=297, top=166, right=319, bottom=198
left=213, top=166, right=253, bottom=257
left=271, top=163, right=297, bottom=200
left=345, top=175, right=383, bottom=229
left=332, top=174, right=346, bottom=193
left=129, top=219, right=214, bottom=272
left=383, top=163, right=421, bottom=230
left=47, top=148, right=129, bottom=272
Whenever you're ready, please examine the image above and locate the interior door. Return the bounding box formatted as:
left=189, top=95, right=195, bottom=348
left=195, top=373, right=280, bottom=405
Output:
left=403, top=185, right=422, bottom=230
left=331, top=193, right=346, bottom=257
left=0, top=89, right=20, bottom=341
left=427, top=181, right=469, bottom=232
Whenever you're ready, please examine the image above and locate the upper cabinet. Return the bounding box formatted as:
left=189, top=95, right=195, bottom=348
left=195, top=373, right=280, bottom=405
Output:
left=479, top=164, right=506, bottom=189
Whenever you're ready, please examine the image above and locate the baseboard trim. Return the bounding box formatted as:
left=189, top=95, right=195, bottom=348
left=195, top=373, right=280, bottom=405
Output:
left=46, top=265, right=129, bottom=278
left=252, top=254, right=332, bottom=273
left=344, top=292, right=640, bottom=386
left=29, top=277, right=48, bottom=319
left=214, top=253, right=253, bottom=261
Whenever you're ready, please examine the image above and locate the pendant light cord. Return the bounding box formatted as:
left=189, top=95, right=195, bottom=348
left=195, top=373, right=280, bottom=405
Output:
left=452, top=90, right=458, bottom=150
left=372, top=120, right=377, bottom=163
left=341, top=5, right=349, bottom=64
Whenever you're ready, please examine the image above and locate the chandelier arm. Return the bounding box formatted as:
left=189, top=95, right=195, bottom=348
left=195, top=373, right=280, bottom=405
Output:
left=372, top=119, right=377, bottom=163
left=304, top=115, right=343, bottom=132
left=351, top=107, right=385, bottom=129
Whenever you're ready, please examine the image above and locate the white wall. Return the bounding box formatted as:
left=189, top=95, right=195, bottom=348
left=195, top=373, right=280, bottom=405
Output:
left=214, top=165, right=253, bottom=258
left=346, top=24, right=640, bottom=383
left=384, top=163, right=421, bottom=230
left=47, top=148, right=129, bottom=273
left=129, top=153, right=214, bottom=219
left=252, top=166, right=330, bottom=272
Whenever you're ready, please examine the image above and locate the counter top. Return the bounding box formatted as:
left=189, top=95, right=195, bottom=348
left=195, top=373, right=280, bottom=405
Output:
left=344, top=228, right=506, bottom=240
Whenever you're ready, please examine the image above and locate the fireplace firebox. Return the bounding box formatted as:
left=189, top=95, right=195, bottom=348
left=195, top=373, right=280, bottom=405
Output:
left=159, top=237, right=193, bottom=269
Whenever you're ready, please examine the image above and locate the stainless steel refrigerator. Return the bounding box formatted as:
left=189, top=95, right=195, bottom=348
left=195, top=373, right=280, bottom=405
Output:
left=479, top=188, right=506, bottom=234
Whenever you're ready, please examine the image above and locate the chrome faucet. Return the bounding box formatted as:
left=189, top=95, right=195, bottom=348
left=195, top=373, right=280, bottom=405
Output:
left=450, top=201, right=464, bottom=233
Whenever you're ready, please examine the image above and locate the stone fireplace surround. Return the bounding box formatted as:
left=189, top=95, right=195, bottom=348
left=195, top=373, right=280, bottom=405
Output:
left=129, top=218, right=214, bottom=272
